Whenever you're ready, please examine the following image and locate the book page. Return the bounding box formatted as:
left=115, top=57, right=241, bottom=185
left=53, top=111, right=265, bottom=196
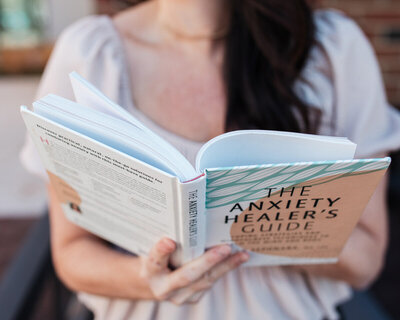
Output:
left=196, top=130, right=356, bottom=171
left=69, top=71, right=154, bottom=133
left=69, top=72, right=196, bottom=181
left=22, top=107, right=180, bottom=256
left=33, top=95, right=196, bottom=181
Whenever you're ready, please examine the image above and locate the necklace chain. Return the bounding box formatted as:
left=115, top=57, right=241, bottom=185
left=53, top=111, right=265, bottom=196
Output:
left=161, top=21, right=229, bottom=41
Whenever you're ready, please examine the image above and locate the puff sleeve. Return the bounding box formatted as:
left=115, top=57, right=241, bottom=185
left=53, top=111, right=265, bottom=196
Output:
left=316, top=11, right=400, bottom=157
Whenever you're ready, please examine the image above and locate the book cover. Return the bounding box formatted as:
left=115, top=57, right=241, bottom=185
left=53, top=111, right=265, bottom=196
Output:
left=205, top=159, right=389, bottom=265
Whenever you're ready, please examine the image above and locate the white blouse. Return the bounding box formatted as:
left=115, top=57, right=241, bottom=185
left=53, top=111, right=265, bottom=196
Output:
left=20, top=9, right=400, bottom=320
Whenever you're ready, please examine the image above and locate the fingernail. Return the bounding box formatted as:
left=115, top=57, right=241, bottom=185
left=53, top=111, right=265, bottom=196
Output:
left=162, top=238, right=176, bottom=251
left=216, top=245, right=231, bottom=256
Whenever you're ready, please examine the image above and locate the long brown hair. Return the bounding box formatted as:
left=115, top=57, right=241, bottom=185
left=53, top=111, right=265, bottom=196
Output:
left=114, top=0, right=319, bottom=133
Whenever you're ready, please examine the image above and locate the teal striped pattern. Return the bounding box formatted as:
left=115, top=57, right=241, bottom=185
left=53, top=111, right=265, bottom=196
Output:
left=205, top=158, right=390, bottom=208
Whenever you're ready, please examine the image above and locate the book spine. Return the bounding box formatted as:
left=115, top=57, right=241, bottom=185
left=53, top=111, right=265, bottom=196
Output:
left=171, top=175, right=206, bottom=266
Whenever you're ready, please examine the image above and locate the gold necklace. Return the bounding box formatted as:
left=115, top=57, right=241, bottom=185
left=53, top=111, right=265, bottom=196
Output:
left=161, top=21, right=229, bottom=41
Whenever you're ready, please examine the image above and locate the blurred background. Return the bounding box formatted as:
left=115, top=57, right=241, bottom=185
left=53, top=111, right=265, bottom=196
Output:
left=0, top=0, right=399, bottom=319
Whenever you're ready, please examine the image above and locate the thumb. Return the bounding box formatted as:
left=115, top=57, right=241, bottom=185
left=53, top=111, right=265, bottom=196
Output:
left=145, top=238, right=176, bottom=275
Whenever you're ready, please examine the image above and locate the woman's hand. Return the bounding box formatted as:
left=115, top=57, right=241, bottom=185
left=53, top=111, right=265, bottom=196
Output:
left=140, top=238, right=249, bottom=304
left=48, top=184, right=248, bottom=303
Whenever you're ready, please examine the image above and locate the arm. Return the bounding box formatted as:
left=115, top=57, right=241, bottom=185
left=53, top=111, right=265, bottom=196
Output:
left=47, top=184, right=153, bottom=299
left=292, top=14, right=400, bottom=289
left=293, top=164, right=389, bottom=289
left=48, top=184, right=249, bottom=303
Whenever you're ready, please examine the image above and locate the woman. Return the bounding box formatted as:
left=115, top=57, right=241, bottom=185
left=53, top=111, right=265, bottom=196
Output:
left=21, top=0, right=400, bottom=319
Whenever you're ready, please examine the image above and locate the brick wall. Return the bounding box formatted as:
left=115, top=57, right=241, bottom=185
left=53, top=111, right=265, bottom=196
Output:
left=317, top=0, right=400, bottom=107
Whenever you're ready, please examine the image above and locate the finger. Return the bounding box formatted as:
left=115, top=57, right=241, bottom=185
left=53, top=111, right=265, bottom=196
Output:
left=166, top=245, right=232, bottom=291
left=167, top=251, right=249, bottom=305
left=145, top=238, right=176, bottom=275
left=191, top=251, right=250, bottom=291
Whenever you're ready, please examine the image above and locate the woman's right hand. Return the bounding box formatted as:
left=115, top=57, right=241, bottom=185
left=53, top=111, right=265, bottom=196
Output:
left=140, top=238, right=249, bottom=305
left=48, top=185, right=248, bottom=303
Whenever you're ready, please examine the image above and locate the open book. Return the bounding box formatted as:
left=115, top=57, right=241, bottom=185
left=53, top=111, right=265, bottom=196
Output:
left=21, top=72, right=390, bottom=266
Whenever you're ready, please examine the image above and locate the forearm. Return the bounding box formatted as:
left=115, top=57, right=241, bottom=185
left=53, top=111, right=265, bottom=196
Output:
left=47, top=184, right=153, bottom=300
left=52, top=234, right=154, bottom=300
